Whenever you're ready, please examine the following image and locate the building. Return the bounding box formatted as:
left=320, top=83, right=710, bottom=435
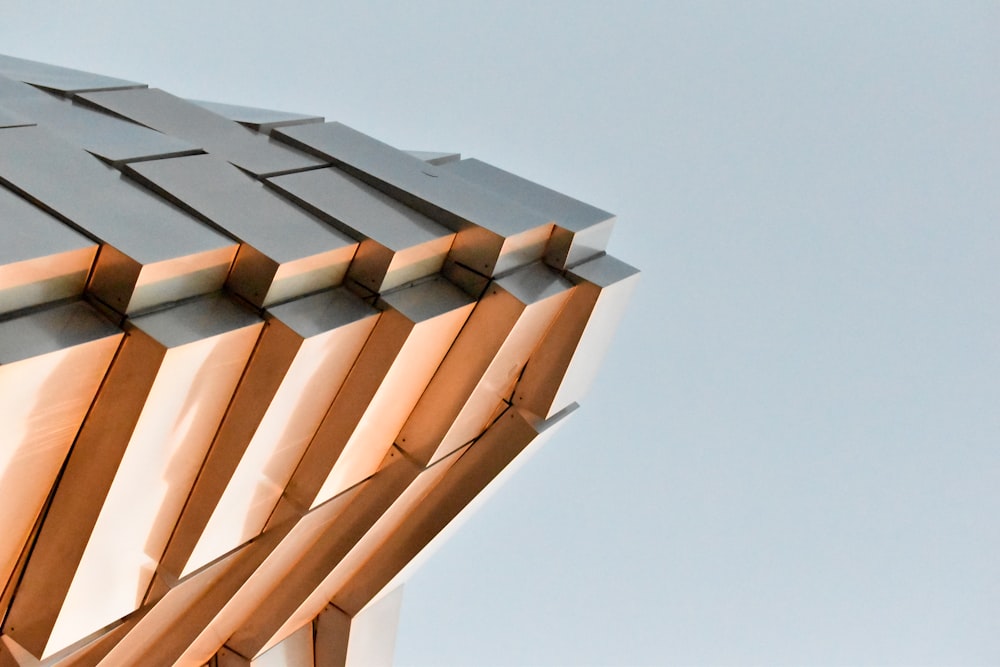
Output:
left=0, top=54, right=638, bottom=667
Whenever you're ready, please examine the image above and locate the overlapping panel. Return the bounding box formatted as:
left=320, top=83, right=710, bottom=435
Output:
left=333, top=405, right=576, bottom=617
left=187, top=99, right=324, bottom=133
left=0, top=74, right=199, bottom=163
left=258, top=447, right=470, bottom=653
left=4, top=294, right=262, bottom=659
left=442, top=157, right=616, bottom=269
left=515, top=253, right=640, bottom=418
left=95, top=455, right=407, bottom=666
left=77, top=88, right=327, bottom=177
left=396, top=261, right=575, bottom=466
left=0, top=54, right=637, bottom=667
left=55, top=504, right=308, bottom=667
left=237, top=405, right=574, bottom=659
left=161, top=288, right=380, bottom=580
left=0, top=184, right=96, bottom=314
left=0, top=301, right=121, bottom=603
left=126, top=155, right=357, bottom=307
left=0, top=126, right=236, bottom=314
left=4, top=316, right=167, bottom=660
left=203, top=408, right=560, bottom=660
left=223, top=449, right=425, bottom=660
left=272, top=122, right=555, bottom=276
left=94, top=499, right=341, bottom=667
left=273, top=277, right=475, bottom=518
left=266, top=167, right=454, bottom=293
left=0, top=54, right=145, bottom=93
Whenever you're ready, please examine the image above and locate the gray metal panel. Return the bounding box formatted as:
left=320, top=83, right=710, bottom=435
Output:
left=568, top=251, right=641, bottom=286
left=267, top=168, right=449, bottom=253
left=77, top=88, right=327, bottom=176
left=0, top=76, right=39, bottom=128
left=272, top=122, right=554, bottom=275
left=495, top=258, right=577, bottom=303
left=0, top=185, right=94, bottom=269
left=127, top=154, right=354, bottom=263
left=0, top=126, right=232, bottom=263
left=442, top=157, right=615, bottom=268
left=267, top=167, right=454, bottom=292
left=187, top=99, right=324, bottom=132
left=404, top=150, right=461, bottom=166
left=126, top=154, right=357, bottom=306
left=0, top=74, right=199, bottom=163
left=443, top=158, right=614, bottom=234
left=378, top=274, right=475, bottom=323
left=0, top=125, right=237, bottom=313
left=0, top=184, right=96, bottom=313
left=272, top=122, right=551, bottom=237
left=268, top=287, right=380, bottom=339
left=0, top=299, right=120, bottom=364
left=133, top=291, right=262, bottom=348
left=0, top=54, right=145, bottom=93
left=0, top=108, right=33, bottom=129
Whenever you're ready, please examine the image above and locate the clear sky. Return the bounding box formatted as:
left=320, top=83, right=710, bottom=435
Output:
left=3, top=2, right=999, bottom=665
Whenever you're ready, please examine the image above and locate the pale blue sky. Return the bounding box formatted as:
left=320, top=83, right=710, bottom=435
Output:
left=3, top=2, right=999, bottom=664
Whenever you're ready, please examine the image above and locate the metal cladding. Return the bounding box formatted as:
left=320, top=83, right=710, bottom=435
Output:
left=0, top=55, right=638, bottom=667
